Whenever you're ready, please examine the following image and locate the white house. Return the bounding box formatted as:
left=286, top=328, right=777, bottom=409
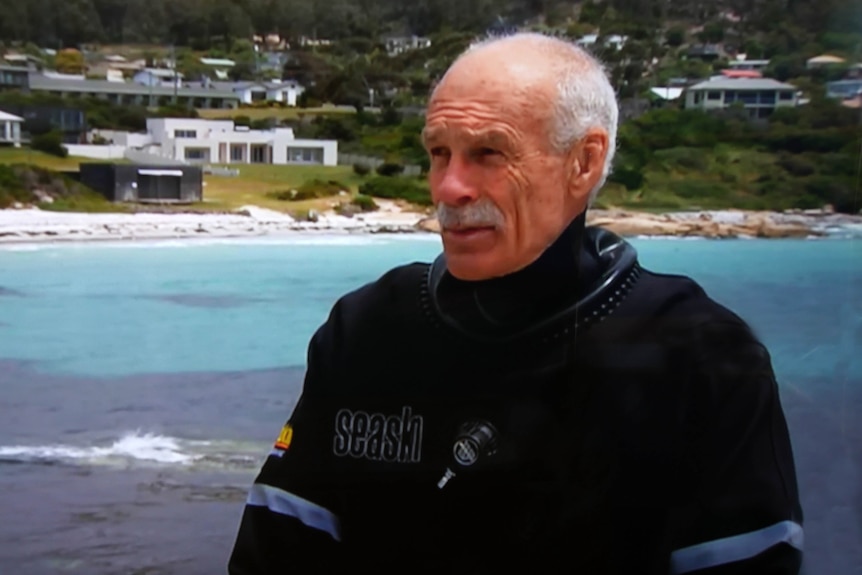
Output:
left=0, top=110, right=23, bottom=147
left=89, top=118, right=337, bottom=166
left=383, top=35, right=432, bottom=56
left=684, top=77, right=798, bottom=118
left=200, top=58, right=235, bottom=80
left=211, top=80, right=305, bottom=106
left=727, top=59, right=770, bottom=72
left=133, top=68, right=184, bottom=88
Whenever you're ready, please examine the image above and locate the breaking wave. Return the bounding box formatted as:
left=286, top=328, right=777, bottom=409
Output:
left=0, top=431, right=265, bottom=469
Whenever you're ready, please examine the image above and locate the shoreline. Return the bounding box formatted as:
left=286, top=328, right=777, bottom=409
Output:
left=1, top=203, right=860, bottom=245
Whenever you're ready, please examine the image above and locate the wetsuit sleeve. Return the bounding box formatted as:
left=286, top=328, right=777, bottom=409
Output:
left=228, top=324, right=346, bottom=575
left=669, top=319, right=804, bottom=574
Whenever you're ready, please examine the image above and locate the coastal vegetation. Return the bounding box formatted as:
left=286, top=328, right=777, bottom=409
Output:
left=0, top=163, right=124, bottom=212
left=0, top=0, right=860, bottom=214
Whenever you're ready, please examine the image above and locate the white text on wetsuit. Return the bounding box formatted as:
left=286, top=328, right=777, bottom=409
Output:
left=332, top=406, right=424, bottom=463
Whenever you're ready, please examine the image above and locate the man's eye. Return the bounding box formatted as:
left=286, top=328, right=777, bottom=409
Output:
left=430, top=147, right=449, bottom=157
left=477, top=147, right=500, bottom=157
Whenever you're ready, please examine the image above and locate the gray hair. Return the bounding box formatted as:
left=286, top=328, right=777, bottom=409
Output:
left=445, top=32, right=619, bottom=206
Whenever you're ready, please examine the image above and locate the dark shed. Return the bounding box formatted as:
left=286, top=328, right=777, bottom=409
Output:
left=80, top=164, right=203, bottom=203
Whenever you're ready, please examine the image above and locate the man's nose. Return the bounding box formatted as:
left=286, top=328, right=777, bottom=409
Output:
left=432, top=157, right=479, bottom=207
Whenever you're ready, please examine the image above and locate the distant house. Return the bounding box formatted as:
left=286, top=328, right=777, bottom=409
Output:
left=200, top=58, right=235, bottom=80
left=826, top=79, right=862, bottom=101
left=3, top=54, right=42, bottom=70
left=684, top=77, right=798, bottom=118
left=576, top=34, right=598, bottom=47
left=0, top=104, right=87, bottom=143
left=575, top=34, right=626, bottom=51
left=720, top=69, right=763, bottom=79
left=258, top=52, right=288, bottom=74
left=806, top=54, right=846, bottom=69
left=649, top=87, right=684, bottom=103
left=0, top=65, right=29, bottom=91
left=727, top=59, right=770, bottom=72
left=86, top=118, right=338, bottom=167
left=80, top=163, right=203, bottom=203
left=383, top=36, right=431, bottom=57
left=603, top=35, right=628, bottom=51
left=27, top=73, right=240, bottom=110
left=202, top=80, right=305, bottom=106
left=133, top=68, right=183, bottom=88
left=0, top=110, right=23, bottom=147
left=686, top=44, right=722, bottom=61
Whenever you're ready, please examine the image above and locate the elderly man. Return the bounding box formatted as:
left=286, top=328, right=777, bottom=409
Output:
left=228, top=33, right=803, bottom=574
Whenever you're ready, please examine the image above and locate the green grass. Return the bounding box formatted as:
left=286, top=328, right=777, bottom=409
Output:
left=0, top=147, right=84, bottom=171
left=201, top=163, right=369, bottom=213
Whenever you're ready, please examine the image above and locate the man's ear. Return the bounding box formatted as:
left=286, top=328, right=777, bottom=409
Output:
left=566, top=128, right=609, bottom=205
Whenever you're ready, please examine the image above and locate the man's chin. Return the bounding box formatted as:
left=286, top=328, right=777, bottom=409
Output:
left=443, top=252, right=503, bottom=281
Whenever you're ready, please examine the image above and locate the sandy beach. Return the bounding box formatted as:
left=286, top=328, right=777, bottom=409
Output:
left=1, top=201, right=860, bottom=244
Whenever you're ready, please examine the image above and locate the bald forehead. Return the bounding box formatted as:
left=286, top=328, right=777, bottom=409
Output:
left=431, top=35, right=589, bottom=105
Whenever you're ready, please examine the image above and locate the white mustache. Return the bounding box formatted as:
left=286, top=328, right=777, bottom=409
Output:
left=436, top=200, right=504, bottom=230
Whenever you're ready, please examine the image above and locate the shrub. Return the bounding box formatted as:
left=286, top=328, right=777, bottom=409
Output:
left=375, top=162, right=404, bottom=177
left=351, top=194, right=378, bottom=211
left=31, top=132, right=68, bottom=157
left=666, top=180, right=731, bottom=200
left=358, top=176, right=431, bottom=206
left=776, top=153, right=816, bottom=177
left=608, top=166, right=644, bottom=190
left=353, top=163, right=371, bottom=176
left=653, top=147, right=710, bottom=172
left=266, top=179, right=348, bottom=202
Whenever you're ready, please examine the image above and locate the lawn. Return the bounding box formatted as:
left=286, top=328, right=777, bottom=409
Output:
left=201, top=163, right=369, bottom=214
left=0, top=148, right=87, bottom=171
left=197, top=106, right=359, bottom=122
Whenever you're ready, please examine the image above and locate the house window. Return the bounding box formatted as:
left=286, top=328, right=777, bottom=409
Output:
left=184, top=147, right=208, bottom=160
left=286, top=147, right=324, bottom=164
left=707, top=91, right=721, bottom=100
left=737, top=92, right=758, bottom=105
left=759, top=91, right=776, bottom=105
left=230, top=144, right=244, bottom=162
left=175, top=129, right=197, bottom=138
left=779, top=91, right=793, bottom=100
left=250, top=145, right=267, bottom=163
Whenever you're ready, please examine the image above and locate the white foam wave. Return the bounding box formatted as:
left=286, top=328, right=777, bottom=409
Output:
left=0, top=431, right=200, bottom=466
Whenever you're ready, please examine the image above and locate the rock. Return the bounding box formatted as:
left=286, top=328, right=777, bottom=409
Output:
left=416, top=216, right=440, bottom=233
left=33, top=190, right=54, bottom=204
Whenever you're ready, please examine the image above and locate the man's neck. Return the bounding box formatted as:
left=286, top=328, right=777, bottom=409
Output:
left=434, top=213, right=597, bottom=337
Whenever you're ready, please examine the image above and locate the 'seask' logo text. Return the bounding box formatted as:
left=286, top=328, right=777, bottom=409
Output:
left=333, top=406, right=423, bottom=463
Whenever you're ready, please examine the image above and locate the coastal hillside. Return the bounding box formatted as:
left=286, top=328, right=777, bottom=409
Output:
left=0, top=0, right=859, bottom=214
left=0, top=163, right=123, bottom=212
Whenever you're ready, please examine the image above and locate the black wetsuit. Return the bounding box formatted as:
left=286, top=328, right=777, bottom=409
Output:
left=228, top=216, right=804, bottom=574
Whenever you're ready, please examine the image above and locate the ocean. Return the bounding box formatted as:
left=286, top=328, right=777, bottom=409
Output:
left=0, top=233, right=859, bottom=574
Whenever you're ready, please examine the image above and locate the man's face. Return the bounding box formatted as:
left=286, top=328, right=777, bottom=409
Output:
left=422, top=61, right=577, bottom=281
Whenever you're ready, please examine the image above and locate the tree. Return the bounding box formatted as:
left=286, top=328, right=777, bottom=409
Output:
left=666, top=26, right=686, bottom=47
left=54, top=49, right=85, bottom=74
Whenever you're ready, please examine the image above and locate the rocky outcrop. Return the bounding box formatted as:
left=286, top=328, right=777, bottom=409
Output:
left=586, top=210, right=816, bottom=239
left=414, top=210, right=833, bottom=239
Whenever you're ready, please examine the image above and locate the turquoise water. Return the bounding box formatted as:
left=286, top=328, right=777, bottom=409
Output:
left=0, top=234, right=860, bottom=574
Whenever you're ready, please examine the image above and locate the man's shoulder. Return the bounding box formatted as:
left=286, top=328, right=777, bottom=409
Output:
left=310, top=261, right=431, bottom=365
left=631, top=267, right=758, bottom=342
left=335, top=261, right=429, bottom=318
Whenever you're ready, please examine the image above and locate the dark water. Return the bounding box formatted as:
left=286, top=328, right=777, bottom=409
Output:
left=0, top=237, right=860, bottom=573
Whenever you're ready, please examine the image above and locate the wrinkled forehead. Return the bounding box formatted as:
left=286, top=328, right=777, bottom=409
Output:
left=423, top=70, right=555, bottom=145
